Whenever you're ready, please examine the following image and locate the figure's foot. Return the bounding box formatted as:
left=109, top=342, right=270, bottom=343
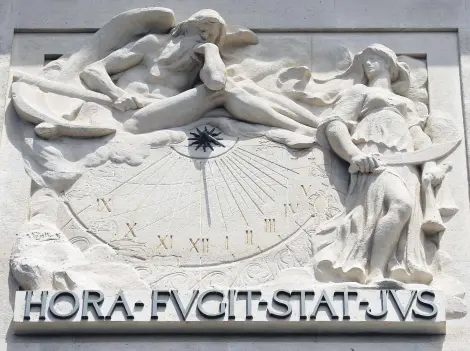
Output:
left=366, top=268, right=384, bottom=284
left=341, top=267, right=367, bottom=284
left=123, top=118, right=140, bottom=134
left=296, top=125, right=316, bottom=137
left=374, top=279, right=404, bottom=289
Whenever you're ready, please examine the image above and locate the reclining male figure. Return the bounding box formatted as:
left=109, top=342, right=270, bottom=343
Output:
left=80, top=9, right=319, bottom=136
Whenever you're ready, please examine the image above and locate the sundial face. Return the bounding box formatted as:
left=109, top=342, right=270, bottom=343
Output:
left=64, top=123, right=346, bottom=272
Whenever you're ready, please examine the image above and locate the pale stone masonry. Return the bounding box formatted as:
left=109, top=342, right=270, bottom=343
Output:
left=2, top=1, right=470, bottom=350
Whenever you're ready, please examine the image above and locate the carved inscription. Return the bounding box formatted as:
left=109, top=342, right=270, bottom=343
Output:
left=97, top=198, right=112, bottom=212
left=125, top=222, right=137, bottom=238
left=20, top=289, right=441, bottom=323
left=157, top=235, right=172, bottom=250
left=264, top=219, right=276, bottom=232
left=24, top=231, right=61, bottom=241
left=245, top=230, right=253, bottom=245
left=190, top=238, right=209, bottom=253
left=284, top=203, right=299, bottom=216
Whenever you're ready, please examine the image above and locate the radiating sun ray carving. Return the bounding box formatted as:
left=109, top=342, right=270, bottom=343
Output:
left=63, top=124, right=321, bottom=266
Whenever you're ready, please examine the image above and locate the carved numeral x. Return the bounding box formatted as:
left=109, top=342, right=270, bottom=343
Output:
left=97, top=198, right=112, bottom=212
left=125, top=222, right=137, bottom=237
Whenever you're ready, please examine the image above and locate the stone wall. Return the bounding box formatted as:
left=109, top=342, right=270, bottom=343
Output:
left=2, top=1, right=470, bottom=350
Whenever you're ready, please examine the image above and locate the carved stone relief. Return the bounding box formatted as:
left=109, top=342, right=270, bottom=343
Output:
left=8, top=7, right=466, bottom=318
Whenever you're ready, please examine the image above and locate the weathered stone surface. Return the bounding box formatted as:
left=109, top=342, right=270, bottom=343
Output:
left=2, top=1, right=470, bottom=350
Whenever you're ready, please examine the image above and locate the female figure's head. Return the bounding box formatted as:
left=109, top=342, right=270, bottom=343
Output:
left=171, top=9, right=226, bottom=48
left=277, top=43, right=414, bottom=105
left=355, top=44, right=411, bottom=95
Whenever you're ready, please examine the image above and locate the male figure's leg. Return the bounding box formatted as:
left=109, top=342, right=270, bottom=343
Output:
left=123, top=85, right=224, bottom=134
left=235, top=79, right=320, bottom=128
left=223, top=81, right=316, bottom=136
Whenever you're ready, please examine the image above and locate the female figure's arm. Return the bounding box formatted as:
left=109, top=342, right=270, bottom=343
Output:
left=325, top=86, right=380, bottom=173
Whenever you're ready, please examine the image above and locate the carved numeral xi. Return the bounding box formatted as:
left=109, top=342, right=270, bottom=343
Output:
left=157, top=235, right=173, bottom=249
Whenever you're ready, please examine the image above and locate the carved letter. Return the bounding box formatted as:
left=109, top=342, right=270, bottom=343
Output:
left=366, top=290, right=388, bottom=319
left=412, top=290, right=438, bottom=319
left=238, top=290, right=261, bottom=320
left=105, top=291, right=134, bottom=320
left=151, top=290, right=170, bottom=320
left=390, top=290, right=417, bottom=320
left=334, top=290, right=358, bottom=320
left=310, top=290, right=338, bottom=320
left=197, top=290, right=226, bottom=319
left=292, top=290, right=314, bottom=320
left=171, top=290, right=199, bottom=321
left=81, top=290, right=104, bottom=320
left=228, top=289, right=237, bottom=320
left=267, top=290, right=292, bottom=319
left=24, top=291, right=48, bottom=321
left=49, top=291, right=80, bottom=320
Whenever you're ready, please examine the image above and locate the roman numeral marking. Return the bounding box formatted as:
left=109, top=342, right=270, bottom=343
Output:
left=125, top=222, right=137, bottom=237
left=97, top=198, right=112, bottom=212
left=284, top=203, right=299, bottom=216
left=245, top=230, right=253, bottom=245
left=301, top=185, right=321, bottom=210
left=301, top=185, right=313, bottom=198
left=189, top=238, right=209, bottom=253
left=157, top=235, right=172, bottom=249
left=264, top=219, right=276, bottom=232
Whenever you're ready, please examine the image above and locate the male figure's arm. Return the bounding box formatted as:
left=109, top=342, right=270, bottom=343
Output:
left=410, top=125, right=447, bottom=185
left=407, top=100, right=447, bottom=186
left=194, top=43, right=226, bottom=91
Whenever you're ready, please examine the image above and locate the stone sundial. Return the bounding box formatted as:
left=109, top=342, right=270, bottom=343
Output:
left=62, top=123, right=342, bottom=276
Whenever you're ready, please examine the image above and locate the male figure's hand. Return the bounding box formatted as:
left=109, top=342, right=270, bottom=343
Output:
left=195, top=43, right=227, bottom=91
left=114, top=93, right=144, bottom=112
left=422, top=162, right=450, bottom=186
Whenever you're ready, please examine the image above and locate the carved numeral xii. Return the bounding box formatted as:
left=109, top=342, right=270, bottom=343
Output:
left=190, top=238, right=209, bottom=253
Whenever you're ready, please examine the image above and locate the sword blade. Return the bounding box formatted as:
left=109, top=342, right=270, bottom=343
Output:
left=380, top=139, right=461, bottom=165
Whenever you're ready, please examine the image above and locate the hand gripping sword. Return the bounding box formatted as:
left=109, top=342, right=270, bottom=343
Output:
left=348, top=139, right=461, bottom=234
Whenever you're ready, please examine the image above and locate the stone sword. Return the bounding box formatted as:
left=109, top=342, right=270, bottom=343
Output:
left=348, top=139, right=461, bottom=174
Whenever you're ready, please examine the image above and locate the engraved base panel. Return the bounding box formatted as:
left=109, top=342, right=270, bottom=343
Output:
left=12, top=289, right=446, bottom=335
